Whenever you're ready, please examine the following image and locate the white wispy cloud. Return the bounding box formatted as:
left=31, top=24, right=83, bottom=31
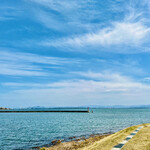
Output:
left=0, top=50, right=82, bottom=76
left=0, top=6, right=23, bottom=21
left=144, top=77, right=150, bottom=80
left=0, top=51, right=77, bottom=65
left=1, top=72, right=150, bottom=107
left=43, top=22, right=150, bottom=48
left=0, top=65, right=47, bottom=76
left=1, top=71, right=140, bottom=90
left=71, top=71, right=131, bottom=82
left=37, top=0, right=150, bottom=53
left=25, top=0, right=102, bottom=32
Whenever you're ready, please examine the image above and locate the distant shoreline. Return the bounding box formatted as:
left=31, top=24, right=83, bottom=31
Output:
left=0, top=107, right=11, bottom=110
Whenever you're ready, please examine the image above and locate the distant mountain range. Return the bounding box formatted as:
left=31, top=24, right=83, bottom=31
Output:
left=84, top=105, right=150, bottom=108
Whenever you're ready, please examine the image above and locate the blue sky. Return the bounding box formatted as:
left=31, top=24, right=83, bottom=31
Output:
left=1, top=0, right=150, bottom=107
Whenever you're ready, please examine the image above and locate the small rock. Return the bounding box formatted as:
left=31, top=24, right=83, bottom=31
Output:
left=69, top=136, right=76, bottom=140
left=51, top=139, right=61, bottom=145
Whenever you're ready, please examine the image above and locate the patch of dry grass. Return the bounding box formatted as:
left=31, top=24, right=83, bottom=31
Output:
left=122, top=124, right=150, bottom=150
left=78, top=123, right=150, bottom=150
left=77, top=125, right=139, bottom=150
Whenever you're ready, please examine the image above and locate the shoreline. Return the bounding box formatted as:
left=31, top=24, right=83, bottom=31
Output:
left=31, top=132, right=112, bottom=150
left=39, top=123, right=150, bottom=150
left=37, top=132, right=111, bottom=150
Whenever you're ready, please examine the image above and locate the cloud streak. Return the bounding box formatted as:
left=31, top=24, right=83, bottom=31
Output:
left=0, top=50, right=82, bottom=76
left=43, top=22, right=150, bottom=49
left=1, top=72, right=150, bottom=107
left=25, top=0, right=100, bottom=31
left=0, top=6, right=23, bottom=21
left=2, top=71, right=144, bottom=91
left=38, top=0, right=150, bottom=54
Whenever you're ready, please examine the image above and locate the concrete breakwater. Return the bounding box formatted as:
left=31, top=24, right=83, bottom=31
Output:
left=0, top=110, right=90, bottom=113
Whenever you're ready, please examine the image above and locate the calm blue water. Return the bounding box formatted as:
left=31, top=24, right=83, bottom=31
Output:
left=0, top=108, right=150, bottom=150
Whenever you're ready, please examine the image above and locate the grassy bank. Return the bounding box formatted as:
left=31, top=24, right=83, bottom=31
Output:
left=40, top=123, right=150, bottom=150
left=122, top=124, right=150, bottom=150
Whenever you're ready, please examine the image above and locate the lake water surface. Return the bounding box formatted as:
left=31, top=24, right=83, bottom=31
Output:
left=0, top=108, right=150, bottom=150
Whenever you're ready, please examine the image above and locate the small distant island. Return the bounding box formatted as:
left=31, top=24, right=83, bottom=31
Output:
left=0, top=107, right=11, bottom=110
